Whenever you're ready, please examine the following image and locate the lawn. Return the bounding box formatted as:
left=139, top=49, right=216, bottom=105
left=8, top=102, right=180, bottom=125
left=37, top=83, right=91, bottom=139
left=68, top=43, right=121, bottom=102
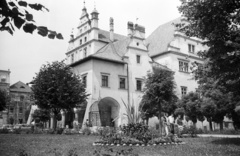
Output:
left=0, top=134, right=240, bottom=156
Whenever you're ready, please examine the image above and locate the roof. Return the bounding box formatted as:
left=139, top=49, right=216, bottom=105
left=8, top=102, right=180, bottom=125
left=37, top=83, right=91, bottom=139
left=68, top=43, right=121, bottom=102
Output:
left=98, top=29, right=127, bottom=43
left=10, top=81, right=31, bottom=93
left=92, top=37, right=131, bottom=63
left=146, top=17, right=182, bottom=57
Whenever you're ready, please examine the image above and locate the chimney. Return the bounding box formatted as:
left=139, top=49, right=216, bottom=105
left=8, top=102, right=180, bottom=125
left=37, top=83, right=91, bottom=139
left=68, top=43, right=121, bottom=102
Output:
left=110, top=17, right=114, bottom=41
left=135, top=24, right=145, bottom=39
left=127, top=21, right=134, bottom=36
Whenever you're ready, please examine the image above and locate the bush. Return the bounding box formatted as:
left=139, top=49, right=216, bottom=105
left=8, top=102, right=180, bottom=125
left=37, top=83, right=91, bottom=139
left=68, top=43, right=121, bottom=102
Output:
left=55, top=128, right=64, bottom=134
left=180, top=125, right=202, bottom=137
left=82, top=127, right=91, bottom=135
left=0, top=128, right=9, bottom=134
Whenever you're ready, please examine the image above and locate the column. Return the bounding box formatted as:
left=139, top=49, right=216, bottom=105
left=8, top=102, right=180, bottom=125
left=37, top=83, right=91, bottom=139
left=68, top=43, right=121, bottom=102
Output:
left=50, top=113, right=54, bottom=129
left=2, top=110, right=8, bottom=125
left=61, top=110, right=66, bottom=128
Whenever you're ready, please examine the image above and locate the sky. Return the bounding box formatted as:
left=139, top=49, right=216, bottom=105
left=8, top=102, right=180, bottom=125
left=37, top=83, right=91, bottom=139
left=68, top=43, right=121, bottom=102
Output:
left=0, top=0, right=181, bottom=85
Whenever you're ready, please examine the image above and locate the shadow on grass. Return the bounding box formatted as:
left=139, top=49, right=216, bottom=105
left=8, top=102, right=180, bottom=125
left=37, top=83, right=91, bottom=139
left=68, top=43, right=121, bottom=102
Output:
left=211, top=138, right=240, bottom=146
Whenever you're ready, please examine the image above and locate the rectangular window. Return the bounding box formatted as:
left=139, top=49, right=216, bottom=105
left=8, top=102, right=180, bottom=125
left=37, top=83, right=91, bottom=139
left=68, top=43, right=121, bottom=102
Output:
left=83, top=48, right=87, bottom=58
left=80, top=39, right=82, bottom=45
left=119, top=77, right=126, bottom=89
left=136, top=55, right=141, bottom=64
left=188, top=44, right=195, bottom=53
left=19, top=107, right=23, bottom=114
left=82, top=75, right=87, bottom=88
left=181, top=86, right=187, bottom=96
left=10, top=107, right=14, bottom=113
left=179, top=61, right=188, bottom=72
left=84, top=36, right=87, bottom=42
left=1, top=78, right=6, bottom=83
left=136, top=79, right=142, bottom=91
left=102, top=75, right=109, bottom=87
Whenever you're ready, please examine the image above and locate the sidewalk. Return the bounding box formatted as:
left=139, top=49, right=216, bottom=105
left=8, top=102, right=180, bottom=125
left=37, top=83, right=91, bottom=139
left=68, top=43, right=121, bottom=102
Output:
left=198, top=134, right=240, bottom=138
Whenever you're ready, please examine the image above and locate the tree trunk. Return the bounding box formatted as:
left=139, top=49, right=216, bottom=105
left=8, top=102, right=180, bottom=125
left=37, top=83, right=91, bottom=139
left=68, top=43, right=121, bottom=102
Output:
left=209, top=118, right=213, bottom=131
left=220, top=121, right=223, bottom=131
left=158, top=104, right=162, bottom=137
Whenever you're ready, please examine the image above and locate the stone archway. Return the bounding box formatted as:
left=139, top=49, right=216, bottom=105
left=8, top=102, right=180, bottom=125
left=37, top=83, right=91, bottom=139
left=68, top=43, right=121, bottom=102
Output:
left=89, top=97, right=120, bottom=127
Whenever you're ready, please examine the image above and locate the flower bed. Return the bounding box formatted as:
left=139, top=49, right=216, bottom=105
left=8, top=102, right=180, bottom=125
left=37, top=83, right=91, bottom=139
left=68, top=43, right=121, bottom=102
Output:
left=93, top=123, right=184, bottom=146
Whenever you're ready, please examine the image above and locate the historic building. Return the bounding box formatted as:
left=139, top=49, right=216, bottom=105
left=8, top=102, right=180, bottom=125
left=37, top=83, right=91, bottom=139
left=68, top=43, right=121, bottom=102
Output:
left=7, top=81, right=32, bottom=124
left=0, top=69, right=11, bottom=125
left=65, top=5, right=154, bottom=128
left=147, top=17, right=207, bottom=98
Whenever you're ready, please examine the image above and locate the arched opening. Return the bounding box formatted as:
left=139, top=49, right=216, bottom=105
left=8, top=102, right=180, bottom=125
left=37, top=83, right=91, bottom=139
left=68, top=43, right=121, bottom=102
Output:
left=89, top=97, right=120, bottom=127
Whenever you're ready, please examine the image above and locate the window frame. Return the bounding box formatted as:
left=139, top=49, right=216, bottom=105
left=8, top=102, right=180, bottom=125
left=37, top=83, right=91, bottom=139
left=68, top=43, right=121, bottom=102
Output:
left=119, top=76, right=127, bottom=89
left=82, top=74, right=87, bottom=88
left=136, top=55, right=141, bottom=64
left=101, top=73, right=110, bottom=88
left=179, top=60, right=189, bottom=73
left=188, top=44, right=195, bottom=53
left=136, top=79, right=143, bottom=91
left=181, top=86, right=187, bottom=96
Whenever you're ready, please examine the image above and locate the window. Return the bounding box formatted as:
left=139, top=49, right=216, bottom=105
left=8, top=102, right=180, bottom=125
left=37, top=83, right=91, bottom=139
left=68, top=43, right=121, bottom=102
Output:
left=80, top=39, right=82, bottom=45
left=84, top=36, right=87, bottom=42
left=84, top=26, right=87, bottom=31
left=136, top=79, right=142, bottom=91
left=19, top=107, right=23, bottom=114
left=136, top=42, right=139, bottom=46
left=181, top=86, right=187, bottom=96
left=20, top=95, right=24, bottom=101
left=80, top=29, right=82, bottom=34
left=101, top=75, right=109, bottom=87
left=83, top=48, right=87, bottom=58
left=10, top=107, right=14, bottom=113
left=71, top=53, right=74, bottom=63
left=136, top=55, right=141, bottom=64
left=119, top=77, right=126, bottom=89
left=179, top=61, right=188, bottom=72
left=188, top=44, right=195, bottom=53
left=1, top=78, right=6, bottom=83
left=82, top=75, right=87, bottom=88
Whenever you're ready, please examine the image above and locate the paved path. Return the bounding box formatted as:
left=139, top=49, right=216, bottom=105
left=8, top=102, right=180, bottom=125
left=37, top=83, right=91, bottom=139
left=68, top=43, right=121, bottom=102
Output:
left=198, top=134, right=240, bottom=138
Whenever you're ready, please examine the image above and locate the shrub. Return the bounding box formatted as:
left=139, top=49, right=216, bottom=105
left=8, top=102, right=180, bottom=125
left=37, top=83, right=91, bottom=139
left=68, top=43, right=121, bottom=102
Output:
left=82, top=127, right=91, bottom=135
left=55, top=128, right=64, bottom=134
left=180, top=125, right=201, bottom=137
left=0, top=128, right=9, bottom=134
left=63, top=128, right=72, bottom=135
left=14, top=128, right=21, bottom=134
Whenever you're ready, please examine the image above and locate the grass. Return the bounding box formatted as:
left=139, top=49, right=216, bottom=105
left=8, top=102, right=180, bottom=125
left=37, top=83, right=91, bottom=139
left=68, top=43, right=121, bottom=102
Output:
left=0, top=134, right=240, bottom=156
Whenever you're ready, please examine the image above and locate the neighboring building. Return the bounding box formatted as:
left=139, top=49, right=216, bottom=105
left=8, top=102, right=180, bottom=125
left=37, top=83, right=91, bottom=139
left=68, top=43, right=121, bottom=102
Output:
left=147, top=17, right=207, bottom=98
left=147, top=18, right=234, bottom=130
left=64, top=5, right=153, bottom=128
left=7, top=81, right=32, bottom=124
left=0, top=69, right=11, bottom=125
left=0, top=69, right=11, bottom=92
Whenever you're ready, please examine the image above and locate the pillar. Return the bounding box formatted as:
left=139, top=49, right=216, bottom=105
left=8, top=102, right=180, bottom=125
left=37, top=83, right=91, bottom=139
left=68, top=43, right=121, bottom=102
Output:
left=61, top=110, right=66, bottom=128
left=2, top=110, right=8, bottom=124
left=50, top=113, right=54, bottom=129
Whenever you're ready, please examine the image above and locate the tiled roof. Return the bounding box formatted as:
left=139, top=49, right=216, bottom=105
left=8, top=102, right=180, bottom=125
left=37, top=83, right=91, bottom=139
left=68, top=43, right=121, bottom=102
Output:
left=93, top=37, right=131, bottom=63
left=98, top=29, right=127, bottom=43
left=146, top=17, right=182, bottom=57
left=10, top=81, right=31, bottom=93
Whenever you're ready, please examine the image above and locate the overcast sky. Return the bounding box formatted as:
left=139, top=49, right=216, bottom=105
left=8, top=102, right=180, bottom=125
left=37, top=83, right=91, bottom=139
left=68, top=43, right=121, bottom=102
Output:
left=0, top=0, right=181, bottom=85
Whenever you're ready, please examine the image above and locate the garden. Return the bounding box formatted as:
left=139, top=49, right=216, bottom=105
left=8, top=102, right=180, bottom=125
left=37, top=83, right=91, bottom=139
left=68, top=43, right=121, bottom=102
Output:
left=1, top=123, right=240, bottom=156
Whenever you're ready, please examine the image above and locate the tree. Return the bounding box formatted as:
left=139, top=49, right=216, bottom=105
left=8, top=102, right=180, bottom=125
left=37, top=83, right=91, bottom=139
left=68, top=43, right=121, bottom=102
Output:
left=0, top=89, right=8, bottom=111
left=32, top=109, right=50, bottom=125
left=31, top=61, right=89, bottom=129
left=141, top=66, right=177, bottom=135
left=177, top=92, right=203, bottom=127
left=178, top=0, right=240, bottom=97
left=0, top=0, right=63, bottom=39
